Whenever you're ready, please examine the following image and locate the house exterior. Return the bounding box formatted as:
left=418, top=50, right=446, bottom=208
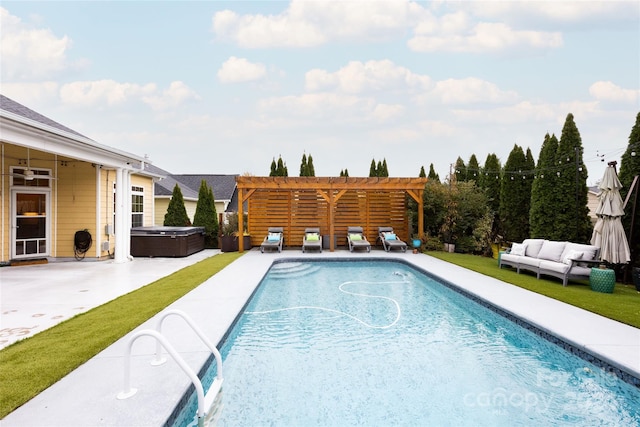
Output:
left=148, top=164, right=239, bottom=225
left=0, top=95, right=157, bottom=264
left=588, top=185, right=599, bottom=224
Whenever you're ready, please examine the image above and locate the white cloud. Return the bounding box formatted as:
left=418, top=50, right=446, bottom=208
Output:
left=0, top=7, right=74, bottom=80
left=305, top=60, right=432, bottom=94
left=589, top=81, right=639, bottom=104
left=0, top=82, right=59, bottom=105
left=429, top=77, right=519, bottom=105
left=409, top=21, right=562, bottom=53
left=59, top=80, right=157, bottom=107
left=212, top=0, right=423, bottom=48
left=217, top=57, right=267, bottom=83
left=258, top=92, right=376, bottom=121
left=372, top=104, right=405, bottom=121
left=142, top=81, right=201, bottom=111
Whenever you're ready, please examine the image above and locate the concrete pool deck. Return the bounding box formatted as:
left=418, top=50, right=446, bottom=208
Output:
left=1, top=249, right=639, bottom=426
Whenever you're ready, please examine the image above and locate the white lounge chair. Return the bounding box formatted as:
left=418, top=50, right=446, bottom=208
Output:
left=302, top=228, right=322, bottom=253
left=378, top=226, right=407, bottom=252
left=260, top=227, right=284, bottom=253
left=347, top=226, right=371, bottom=252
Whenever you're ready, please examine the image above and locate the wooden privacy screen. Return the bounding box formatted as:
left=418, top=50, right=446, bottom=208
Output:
left=236, top=177, right=427, bottom=252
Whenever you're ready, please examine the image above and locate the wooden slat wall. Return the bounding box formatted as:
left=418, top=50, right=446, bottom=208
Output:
left=247, top=188, right=409, bottom=248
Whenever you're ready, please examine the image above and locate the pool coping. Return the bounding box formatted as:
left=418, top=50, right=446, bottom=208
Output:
left=2, top=250, right=639, bottom=426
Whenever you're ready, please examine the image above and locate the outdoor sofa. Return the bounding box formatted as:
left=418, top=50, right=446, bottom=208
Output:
left=499, top=238, right=600, bottom=286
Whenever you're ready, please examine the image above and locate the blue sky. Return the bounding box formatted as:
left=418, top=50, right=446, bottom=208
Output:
left=1, top=1, right=638, bottom=184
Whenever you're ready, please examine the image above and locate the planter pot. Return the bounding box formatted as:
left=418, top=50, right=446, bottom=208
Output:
left=444, top=243, right=455, bottom=253
left=243, top=235, right=252, bottom=250
left=220, top=235, right=238, bottom=252
left=633, top=267, right=640, bottom=292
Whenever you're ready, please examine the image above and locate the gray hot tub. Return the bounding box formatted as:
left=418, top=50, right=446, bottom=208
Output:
left=130, top=226, right=205, bottom=257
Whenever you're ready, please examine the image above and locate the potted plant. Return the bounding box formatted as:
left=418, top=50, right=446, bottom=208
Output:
left=220, top=213, right=240, bottom=252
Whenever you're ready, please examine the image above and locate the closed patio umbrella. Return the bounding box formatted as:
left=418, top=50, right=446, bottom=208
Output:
left=590, top=163, right=631, bottom=264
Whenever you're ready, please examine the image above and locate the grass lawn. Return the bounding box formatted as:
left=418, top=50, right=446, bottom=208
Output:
left=427, top=251, right=640, bottom=329
left=0, top=252, right=243, bottom=419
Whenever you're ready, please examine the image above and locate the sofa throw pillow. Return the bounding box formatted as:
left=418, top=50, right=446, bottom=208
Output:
left=563, top=250, right=583, bottom=265
left=510, top=243, right=527, bottom=256
left=537, top=241, right=567, bottom=262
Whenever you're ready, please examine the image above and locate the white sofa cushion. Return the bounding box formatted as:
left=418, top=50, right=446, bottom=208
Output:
left=562, top=249, right=583, bottom=265
left=561, top=243, right=599, bottom=263
left=539, top=260, right=570, bottom=274
left=522, top=239, right=545, bottom=258
left=510, top=242, right=527, bottom=256
left=518, top=256, right=542, bottom=269
left=537, top=241, right=567, bottom=263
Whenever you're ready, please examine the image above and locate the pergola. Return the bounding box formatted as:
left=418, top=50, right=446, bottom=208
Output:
left=235, top=176, right=428, bottom=252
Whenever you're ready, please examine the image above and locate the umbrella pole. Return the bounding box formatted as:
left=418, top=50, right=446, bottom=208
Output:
left=623, top=175, right=639, bottom=284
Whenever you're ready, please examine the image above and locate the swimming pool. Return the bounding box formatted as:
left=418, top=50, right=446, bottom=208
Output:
left=173, top=259, right=640, bottom=426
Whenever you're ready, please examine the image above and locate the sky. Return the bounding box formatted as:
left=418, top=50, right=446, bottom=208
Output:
left=1, top=1, right=638, bottom=184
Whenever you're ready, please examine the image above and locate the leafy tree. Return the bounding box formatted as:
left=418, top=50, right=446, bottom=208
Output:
left=619, top=112, right=640, bottom=267
left=193, top=180, right=219, bottom=248
left=554, top=113, right=591, bottom=242
left=530, top=133, right=559, bottom=238
left=164, top=184, right=191, bottom=226
left=500, top=144, right=531, bottom=242
left=453, top=181, right=492, bottom=255
left=427, top=164, right=440, bottom=183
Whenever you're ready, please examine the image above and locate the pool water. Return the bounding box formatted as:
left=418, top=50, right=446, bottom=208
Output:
left=176, top=260, right=640, bottom=426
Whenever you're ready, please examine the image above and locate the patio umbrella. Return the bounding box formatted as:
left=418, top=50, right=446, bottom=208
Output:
left=590, top=164, right=631, bottom=264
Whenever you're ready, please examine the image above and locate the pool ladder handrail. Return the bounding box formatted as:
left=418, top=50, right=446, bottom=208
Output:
left=117, top=309, right=223, bottom=425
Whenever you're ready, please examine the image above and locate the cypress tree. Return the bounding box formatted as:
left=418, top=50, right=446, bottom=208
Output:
left=618, top=112, right=640, bottom=268
left=419, top=166, right=426, bottom=178
left=530, top=133, right=559, bottom=238
left=467, top=154, right=480, bottom=182
left=555, top=113, right=591, bottom=242
left=428, top=164, right=440, bottom=183
left=479, top=153, right=501, bottom=214
left=164, top=184, right=191, bottom=226
left=269, top=158, right=277, bottom=176
left=193, top=180, right=219, bottom=248
left=307, top=154, right=315, bottom=176
left=381, top=159, right=389, bottom=177
left=454, top=157, right=466, bottom=182
left=369, top=159, right=377, bottom=177
left=500, top=145, right=531, bottom=242
left=376, top=160, right=383, bottom=177
left=300, top=153, right=308, bottom=176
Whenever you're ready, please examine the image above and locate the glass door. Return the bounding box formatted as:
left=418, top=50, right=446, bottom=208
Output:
left=12, top=191, right=50, bottom=258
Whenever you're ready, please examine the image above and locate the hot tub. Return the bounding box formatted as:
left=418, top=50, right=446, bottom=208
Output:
left=130, top=226, right=205, bottom=257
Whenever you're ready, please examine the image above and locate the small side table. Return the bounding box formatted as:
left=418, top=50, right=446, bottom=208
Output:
left=590, top=268, right=615, bottom=293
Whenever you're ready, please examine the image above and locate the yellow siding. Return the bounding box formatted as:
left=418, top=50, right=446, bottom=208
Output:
left=155, top=198, right=170, bottom=225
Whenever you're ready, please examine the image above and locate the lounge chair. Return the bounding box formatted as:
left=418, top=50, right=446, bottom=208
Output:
left=346, top=226, right=371, bottom=252
left=260, top=227, right=284, bottom=253
left=378, top=226, right=407, bottom=252
left=302, top=228, right=322, bottom=253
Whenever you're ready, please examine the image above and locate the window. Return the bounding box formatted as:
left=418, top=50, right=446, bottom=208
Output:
left=131, top=186, right=144, bottom=227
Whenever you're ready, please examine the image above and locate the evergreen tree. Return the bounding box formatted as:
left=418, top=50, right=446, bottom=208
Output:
left=164, top=184, right=191, bottom=226
left=467, top=154, right=480, bottom=182
left=619, top=112, right=640, bottom=267
left=193, top=180, right=219, bottom=248
left=307, top=154, right=315, bottom=176
left=369, top=159, right=377, bottom=177
left=428, top=164, right=440, bottom=183
left=269, top=158, right=277, bottom=176
left=479, top=153, right=502, bottom=244
left=454, top=157, right=466, bottom=182
left=340, top=168, right=349, bottom=177
left=499, top=145, right=531, bottom=242
left=530, top=133, right=559, bottom=238
left=376, top=160, right=383, bottom=177
left=381, top=159, right=389, bottom=177
left=554, top=113, right=591, bottom=242
left=300, top=153, right=308, bottom=176
left=419, top=166, right=426, bottom=178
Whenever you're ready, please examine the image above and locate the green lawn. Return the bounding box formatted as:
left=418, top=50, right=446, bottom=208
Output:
left=427, top=251, right=640, bottom=329
left=0, top=252, right=243, bottom=419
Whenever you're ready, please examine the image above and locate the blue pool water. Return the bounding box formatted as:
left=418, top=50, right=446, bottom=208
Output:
left=175, top=260, right=640, bottom=426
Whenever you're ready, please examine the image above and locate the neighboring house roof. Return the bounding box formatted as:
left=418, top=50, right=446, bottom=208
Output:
left=173, top=174, right=238, bottom=203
